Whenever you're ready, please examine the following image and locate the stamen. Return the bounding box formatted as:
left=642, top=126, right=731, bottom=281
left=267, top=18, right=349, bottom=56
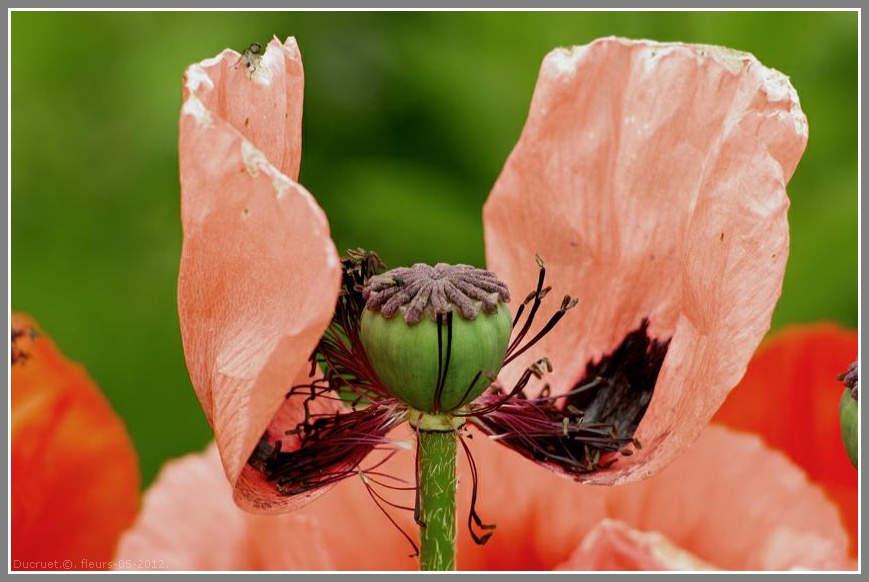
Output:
left=502, top=256, right=577, bottom=370
left=504, top=295, right=577, bottom=367
left=250, top=389, right=406, bottom=496
left=358, top=469, right=415, bottom=511
left=468, top=319, right=671, bottom=476
left=454, top=358, right=552, bottom=417
left=358, top=468, right=420, bottom=558
left=470, top=390, right=634, bottom=475
left=452, top=370, right=486, bottom=414
left=563, top=319, right=669, bottom=446
left=458, top=431, right=496, bottom=545
left=311, top=248, right=391, bottom=402
left=508, top=256, right=549, bottom=342
left=357, top=471, right=418, bottom=492
left=412, top=422, right=424, bottom=528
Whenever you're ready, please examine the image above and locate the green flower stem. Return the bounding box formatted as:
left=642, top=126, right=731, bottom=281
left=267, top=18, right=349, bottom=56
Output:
left=417, top=427, right=458, bottom=571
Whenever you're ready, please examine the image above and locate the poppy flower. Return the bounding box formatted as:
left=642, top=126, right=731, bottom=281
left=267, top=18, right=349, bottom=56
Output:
left=176, top=35, right=807, bottom=562
left=113, top=323, right=856, bottom=570
left=11, top=313, right=140, bottom=570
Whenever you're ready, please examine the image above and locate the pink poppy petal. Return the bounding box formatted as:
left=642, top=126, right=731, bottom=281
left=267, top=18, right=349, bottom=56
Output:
left=114, top=444, right=247, bottom=570
left=114, top=443, right=338, bottom=570
left=556, top=519, right=716, bottom=571
left=483, top=37, right=807, bottom=482
left=185, top=36, right=305, bottom=180
left=606, top=425, right=854, bottom=570
left=454, top=434, right=609, bottom=570
left=456, top=424, right=851, bottom=571
left=117, top=423, right=850, bottom=571
left=115, top=436, right=421, bottom=571
left=178, top=39, right=341, bottom=509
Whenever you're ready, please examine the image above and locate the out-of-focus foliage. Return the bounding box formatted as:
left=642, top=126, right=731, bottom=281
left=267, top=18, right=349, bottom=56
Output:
left=11, top=11, right=858, bottom=483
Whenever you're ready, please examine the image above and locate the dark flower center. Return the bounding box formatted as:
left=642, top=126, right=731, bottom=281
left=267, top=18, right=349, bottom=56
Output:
left=248, top=249, right=672, bottom=553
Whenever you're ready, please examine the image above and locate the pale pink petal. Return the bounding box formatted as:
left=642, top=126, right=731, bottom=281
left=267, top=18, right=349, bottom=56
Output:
left=556, top=520, right=716, bottom=571
left=454, top=435, right=609, bottom=570
left=605, top=425, right=854, bottom=570
left=117, top=424, right=851, bottom=571
left=178, top=38, right=341, bottom=512
left=115, top=435, right=421, bottom=571
left=114, top=444, right=247, bottom=570
left=483, top=37, right=807, bottom=483
left=185, top=36, right=305, bottom=180
left=456, top=425, right=852, bottom=571
left=114, top=443, right=337, bottom=570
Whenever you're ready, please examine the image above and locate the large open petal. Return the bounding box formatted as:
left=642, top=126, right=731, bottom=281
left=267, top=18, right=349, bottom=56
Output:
left=459, top=426, right=851, bottom=571
left=599, top=425, right=853, bottom=571
left=11, top=313, right=140, bottom=570
left=713, top=323, right=858, bottom=557
left=116, top=423, right=850, bottom=571
left=178, top=38, right=341, bottom=512
left=484, top=37, right=807, bottom=483
left=115, top=432, right=421, bottom=571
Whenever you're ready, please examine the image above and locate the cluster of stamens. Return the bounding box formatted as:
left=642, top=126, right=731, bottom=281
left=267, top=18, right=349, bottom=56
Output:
left=247, top=249, right=670, bottom=554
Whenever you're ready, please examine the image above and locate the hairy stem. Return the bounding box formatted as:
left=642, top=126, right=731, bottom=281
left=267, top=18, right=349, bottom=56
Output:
left=417, top=428, right=458, bottom=571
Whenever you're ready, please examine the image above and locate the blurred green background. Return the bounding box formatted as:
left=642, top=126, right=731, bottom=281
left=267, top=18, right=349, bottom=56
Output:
left=11, top=11, right=858, bottom=485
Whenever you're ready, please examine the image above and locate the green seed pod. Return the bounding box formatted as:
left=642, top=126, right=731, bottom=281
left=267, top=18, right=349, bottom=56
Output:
left=839, top=388, right=858, bottom=468
left=360, top=263, right=513, bottom=413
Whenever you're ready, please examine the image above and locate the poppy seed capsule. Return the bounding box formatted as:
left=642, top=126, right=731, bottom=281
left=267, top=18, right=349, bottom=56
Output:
left=360, top=263, right=513, bottom=414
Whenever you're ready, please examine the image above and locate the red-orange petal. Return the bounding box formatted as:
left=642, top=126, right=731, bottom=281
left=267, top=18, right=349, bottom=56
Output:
left=713, top=323, right=858, bottom=557
left=178, top=38, right=341, bottom=512
left=484, top=37, right=807, bottom=483
left=11, top=313, right=140, bottom=570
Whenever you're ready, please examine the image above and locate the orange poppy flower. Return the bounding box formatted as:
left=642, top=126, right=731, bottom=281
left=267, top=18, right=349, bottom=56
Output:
left=11, top=313, right=140, bottom=571
left=176, top=36, right=808, bottom=518
left=114, top=324, right=856, bottom=570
